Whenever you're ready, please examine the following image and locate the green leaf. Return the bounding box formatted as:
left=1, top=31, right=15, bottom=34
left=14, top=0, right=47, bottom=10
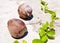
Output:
left=54, top=17, right=59, bottom=20
left=47, top=10, right=59, bottom=21
left=50, top=21, right=54, bottom=28
left=51, top=15, right=56, bottom=20
left=47, top=29, right=55, bottom=39
left=13, top=40, right=19, bottom=43
left=41, top=1, right=48, bottom=5
left=42, top=22, right=49, bottom=30
left=39, top=28, right=46, bottom=37
left=22, top=40, right=27, bottom=43
left=42, top=5, right=48, bottom=12
left=41, top=4, right=48, bottom=12
left=32, top=39, right=43, bottom=43
left=41, top=35, right=48, bottom=43
left=45, top=9, right=56, bottom=16
left=48, top=10, right=56, bottom=15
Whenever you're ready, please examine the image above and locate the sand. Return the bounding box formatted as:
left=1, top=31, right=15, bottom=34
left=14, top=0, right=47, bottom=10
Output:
left=0, top=0, right=60, bottom=43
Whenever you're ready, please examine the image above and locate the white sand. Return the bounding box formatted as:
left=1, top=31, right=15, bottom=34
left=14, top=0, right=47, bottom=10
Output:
left=0, top=0, right=60, bottom=43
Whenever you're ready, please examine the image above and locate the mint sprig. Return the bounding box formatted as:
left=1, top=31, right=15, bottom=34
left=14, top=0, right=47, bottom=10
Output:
left=32, top=0, right=58, bottom=43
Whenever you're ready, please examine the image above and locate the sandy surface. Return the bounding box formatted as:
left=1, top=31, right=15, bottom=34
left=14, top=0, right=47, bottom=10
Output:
left=0, top=0, right=60, bottom=43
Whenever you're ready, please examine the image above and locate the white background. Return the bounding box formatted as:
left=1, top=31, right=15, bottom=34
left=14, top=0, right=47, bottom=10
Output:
left=0, top=0, right=60, bottom=43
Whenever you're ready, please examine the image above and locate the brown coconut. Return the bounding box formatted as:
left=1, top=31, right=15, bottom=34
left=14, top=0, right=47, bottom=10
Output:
left=18, top=3, right=33, bottom=20
left=7, top=19, right=28, bottom=39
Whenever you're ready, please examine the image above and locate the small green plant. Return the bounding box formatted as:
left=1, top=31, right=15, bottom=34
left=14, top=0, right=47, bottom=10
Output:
left=32, top=0, right=59, bottom=43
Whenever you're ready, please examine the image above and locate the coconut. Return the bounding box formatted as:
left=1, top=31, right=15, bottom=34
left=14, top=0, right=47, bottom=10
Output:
left=7, top=19, right=28, bottom=39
